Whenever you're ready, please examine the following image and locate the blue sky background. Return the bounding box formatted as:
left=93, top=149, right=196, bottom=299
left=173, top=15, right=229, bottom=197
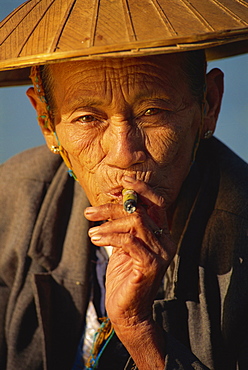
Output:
left=0, top=1, right=247, bottom=164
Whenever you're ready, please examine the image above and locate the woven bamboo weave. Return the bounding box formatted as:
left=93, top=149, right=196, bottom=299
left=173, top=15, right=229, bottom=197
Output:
left=0, top=0, right=248, bottom=86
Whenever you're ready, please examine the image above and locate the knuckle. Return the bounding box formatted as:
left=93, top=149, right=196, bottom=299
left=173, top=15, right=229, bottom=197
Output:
left=105, top=203, right=114, bottom=213
left=128, top=233, right=136, bottom=243
left=131, top=212, right=145, bottom=228
left=104, top=203, right=117, bottom=219
left=118, top=232, right=134, bottom=245
left=157, top=195, right=166, bottom=208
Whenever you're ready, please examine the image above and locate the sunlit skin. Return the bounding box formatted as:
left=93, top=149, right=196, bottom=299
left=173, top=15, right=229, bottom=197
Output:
left=44, top=55, right=202, bottom=209
left=27, top=54, right=223, bottom=369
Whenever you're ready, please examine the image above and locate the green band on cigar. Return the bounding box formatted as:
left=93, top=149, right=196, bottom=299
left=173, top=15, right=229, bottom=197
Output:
left=122, top=189, right=137, bottom=213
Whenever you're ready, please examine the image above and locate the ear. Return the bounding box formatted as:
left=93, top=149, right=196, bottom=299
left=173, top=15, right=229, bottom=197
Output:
left=26, top=87, right=57, bottom=149
left=201, top=68, right=224, bottom=138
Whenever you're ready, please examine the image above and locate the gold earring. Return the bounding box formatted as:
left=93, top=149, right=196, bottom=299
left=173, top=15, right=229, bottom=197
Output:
left=204, top=130, right=213, bottom=139
left=50, top=145, right=61, bottom=154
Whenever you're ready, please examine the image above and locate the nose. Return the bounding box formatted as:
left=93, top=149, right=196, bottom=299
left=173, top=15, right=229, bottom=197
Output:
left=102, top=119, right=147, bottom=169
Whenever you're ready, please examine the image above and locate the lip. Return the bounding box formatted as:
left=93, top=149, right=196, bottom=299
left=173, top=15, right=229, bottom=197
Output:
left=106, top=187, right=124, bottom=201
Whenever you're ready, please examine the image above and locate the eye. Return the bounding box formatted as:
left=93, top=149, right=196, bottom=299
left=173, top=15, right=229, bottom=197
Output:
left=143, top=108, right=163, bottom=116
left=78, top=115, right=97, bottom=123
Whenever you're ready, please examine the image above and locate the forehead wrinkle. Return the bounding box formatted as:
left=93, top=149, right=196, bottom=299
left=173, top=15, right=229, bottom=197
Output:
left=52, top=56, right=187, bottom=115
left=59, top=77, right=113, bottom=114
left=97, top=61, right=187, bottom=106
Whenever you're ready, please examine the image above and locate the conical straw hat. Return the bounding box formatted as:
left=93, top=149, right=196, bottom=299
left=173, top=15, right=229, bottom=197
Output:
left=0, top=0, right=248, bottom=87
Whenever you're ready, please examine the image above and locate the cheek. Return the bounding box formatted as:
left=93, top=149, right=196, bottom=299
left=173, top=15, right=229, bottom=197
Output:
left=56, top=124, right=105, bottom=169
left=145, top=122, right=191, bottom=166
left=55, top=124, right=108, bottom=205
left=78, top=173, right=101, bottom=205
left=145, top=110, right=201, bottom=191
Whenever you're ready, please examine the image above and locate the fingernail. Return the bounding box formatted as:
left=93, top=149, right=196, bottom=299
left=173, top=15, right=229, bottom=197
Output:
left=91, top=235, right=101, bottom=241
left=123, top=176, right=136, bottom=183
left=85, top=207, right=96, bottom=215
left=89, top=227, right=99, bottom=236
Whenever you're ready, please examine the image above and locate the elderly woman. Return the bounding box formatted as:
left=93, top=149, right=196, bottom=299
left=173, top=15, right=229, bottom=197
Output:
left=0, top=1, right=248, bottom=369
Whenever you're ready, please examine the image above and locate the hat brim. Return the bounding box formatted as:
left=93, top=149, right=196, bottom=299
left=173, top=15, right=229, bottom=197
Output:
left=0, top=0, right=248, bottom=87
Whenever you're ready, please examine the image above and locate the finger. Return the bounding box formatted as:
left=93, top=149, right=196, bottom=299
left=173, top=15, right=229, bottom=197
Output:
left=84, top=185, right=165, bottom=220
left=122, top=176, right=166, bottom=209
left=122, top=177, right=168, bottom=229
left=84, top=203, right=126, bottom=222
left=84, top=201, right=162, bottom=225
left=88, top=211, right=149, bottom=236
left=90, top=231, right=164, bottom=263
left=84, top=178, right=168, bottom=229
left=88, top=211, right=168, bottom=242
left=89, top=219, right=175, bottom=261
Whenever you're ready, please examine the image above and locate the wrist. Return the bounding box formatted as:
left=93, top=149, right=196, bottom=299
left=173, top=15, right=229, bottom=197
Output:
left=113, top=318, right=166, bottom=370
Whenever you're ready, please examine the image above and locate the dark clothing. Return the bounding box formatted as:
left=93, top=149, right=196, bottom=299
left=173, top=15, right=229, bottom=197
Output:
left=0, top=138, right=248, bottom=369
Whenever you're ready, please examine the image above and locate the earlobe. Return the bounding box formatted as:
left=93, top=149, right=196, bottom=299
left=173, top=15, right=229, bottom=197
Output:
left=27, top=82, right=76, bottom=179
left=202, top=68, right=224, bottom=139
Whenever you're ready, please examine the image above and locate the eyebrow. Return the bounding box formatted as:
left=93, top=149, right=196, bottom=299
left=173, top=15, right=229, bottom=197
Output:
left=63, top=85, right=180, bottom=114
left=63, top=97, right=105, bottom=113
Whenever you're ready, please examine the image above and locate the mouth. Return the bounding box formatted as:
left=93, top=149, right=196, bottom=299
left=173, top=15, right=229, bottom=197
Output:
left=106, top=187, right=124, bottom=202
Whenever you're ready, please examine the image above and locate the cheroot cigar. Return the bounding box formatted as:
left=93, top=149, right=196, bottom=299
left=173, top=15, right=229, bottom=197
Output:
left=122, top=189, right=137, bottom=214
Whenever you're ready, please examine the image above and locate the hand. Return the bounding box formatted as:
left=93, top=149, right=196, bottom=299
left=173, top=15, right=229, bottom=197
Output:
left=84, top=177, right=177, bottom=368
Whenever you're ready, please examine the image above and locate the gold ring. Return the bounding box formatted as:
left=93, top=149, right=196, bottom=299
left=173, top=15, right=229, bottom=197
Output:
left=153, top=229, right=163, bottom=236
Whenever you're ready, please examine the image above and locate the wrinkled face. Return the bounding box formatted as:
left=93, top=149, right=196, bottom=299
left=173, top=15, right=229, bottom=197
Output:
left=49, top=55, right=202, bottom=207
